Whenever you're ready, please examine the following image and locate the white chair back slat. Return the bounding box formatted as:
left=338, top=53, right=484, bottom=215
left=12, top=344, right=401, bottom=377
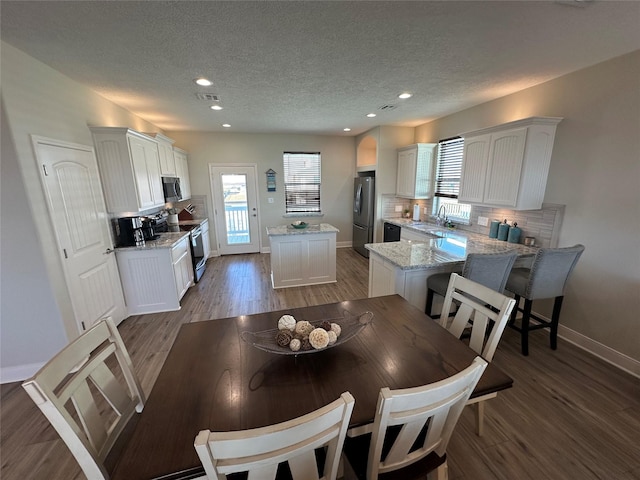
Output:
left=364, top=357, right=488, bottom=479
left=195, top=392, right=355, bottom=480
left=440, top=274, right=516, bottom=361
left=22, top=318, right=145, bottom=480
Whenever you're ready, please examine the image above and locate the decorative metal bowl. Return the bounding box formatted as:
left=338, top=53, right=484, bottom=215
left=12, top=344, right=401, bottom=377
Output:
left=290, top=221, right=308, bottom=229
left=241, top=311, right=373, bottom=355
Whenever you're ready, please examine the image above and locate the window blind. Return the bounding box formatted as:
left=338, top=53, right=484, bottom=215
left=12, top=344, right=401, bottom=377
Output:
left=283, top=152, right=321, bottom=213
left=434, top=137, right=464, bottom=198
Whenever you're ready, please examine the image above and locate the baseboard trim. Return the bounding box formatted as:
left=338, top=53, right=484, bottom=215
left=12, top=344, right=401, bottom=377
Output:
left=1, top=362, right=45, bottom=384
left=557, top=324, right=639, bottom=378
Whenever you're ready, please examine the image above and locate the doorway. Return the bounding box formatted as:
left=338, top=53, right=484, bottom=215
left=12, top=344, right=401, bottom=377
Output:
left=32, top=136, right=127, bottom=332
left=210, top=164, right=261, bottom=255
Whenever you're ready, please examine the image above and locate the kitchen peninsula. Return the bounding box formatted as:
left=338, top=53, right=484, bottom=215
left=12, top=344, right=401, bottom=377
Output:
left=267, top=223, right=338, bottom=288
left=367, top=220, right=538, bottom=310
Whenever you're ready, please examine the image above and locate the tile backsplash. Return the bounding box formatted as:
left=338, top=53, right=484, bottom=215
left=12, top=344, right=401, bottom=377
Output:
left=381, top=195, right=564, bottom=248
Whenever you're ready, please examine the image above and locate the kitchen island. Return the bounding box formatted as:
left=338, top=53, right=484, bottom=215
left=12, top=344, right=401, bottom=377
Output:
left=266, top=223, right=339, bottom=288
left=367, top=220, right=538, bottom=310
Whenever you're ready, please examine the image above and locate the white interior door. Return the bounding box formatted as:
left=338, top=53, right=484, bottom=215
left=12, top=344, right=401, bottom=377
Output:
left=210, top=164, right=260, bottom=255
left=32, top=136, right=126, bottom=332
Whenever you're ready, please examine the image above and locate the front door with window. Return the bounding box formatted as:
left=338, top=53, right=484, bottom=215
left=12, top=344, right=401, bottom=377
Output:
left=210, top=165, right=260, bottom=255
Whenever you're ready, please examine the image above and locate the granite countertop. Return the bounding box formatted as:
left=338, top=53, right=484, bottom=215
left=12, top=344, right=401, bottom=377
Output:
left=177, top=218, right=208, bottom=226
left=367, top=219, right=538, bottom=270
left=266, top=223, right=339, bottom=236
left=115, top=232, right=190, bottom=251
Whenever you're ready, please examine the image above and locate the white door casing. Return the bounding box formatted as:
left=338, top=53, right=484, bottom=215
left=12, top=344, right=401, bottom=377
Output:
left=210, top=164, right=261, bottom=255
left=32, top=136, right=126, bottom=332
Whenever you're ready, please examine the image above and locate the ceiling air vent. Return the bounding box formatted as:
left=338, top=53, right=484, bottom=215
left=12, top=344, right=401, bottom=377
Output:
left=378, top=104, right=397, bottom=111
left=195, top=93, right=220, bottom=102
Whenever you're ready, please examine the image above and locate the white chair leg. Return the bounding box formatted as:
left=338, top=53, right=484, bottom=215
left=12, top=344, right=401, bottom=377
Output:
left=428, top=461, right=448, bottom=480
left=475, top=400, right=485, bottom=436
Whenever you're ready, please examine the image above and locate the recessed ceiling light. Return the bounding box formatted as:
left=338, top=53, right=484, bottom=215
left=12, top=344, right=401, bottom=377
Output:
left=398, top=92, right=412, bottom=99
left=343, top=128, right=351, bottom=132
left=194, top=78, right=213, bottom=86
left=366, top=113, right=377, bottom=118
left=210, top=105, right=223, bottom=111
left=222, top=124, right=231, bottom=128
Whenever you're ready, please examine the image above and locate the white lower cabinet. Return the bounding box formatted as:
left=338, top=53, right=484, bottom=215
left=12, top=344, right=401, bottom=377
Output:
left=269, top=232, right=337, bottom=288
left=115, top=236, right=193, bottom=315
left=368, top=252, right=454, bottom=311
left=201, top=219, right=211, bottom=260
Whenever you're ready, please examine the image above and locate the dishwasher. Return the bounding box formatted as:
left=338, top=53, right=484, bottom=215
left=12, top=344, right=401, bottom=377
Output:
left=383, top=222, right=401, bottom=242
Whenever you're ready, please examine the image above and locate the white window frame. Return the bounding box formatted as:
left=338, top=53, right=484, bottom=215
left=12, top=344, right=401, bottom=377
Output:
left=283, top=152, right=322, bottom=215
left=432, top=137, right=471, bottom=224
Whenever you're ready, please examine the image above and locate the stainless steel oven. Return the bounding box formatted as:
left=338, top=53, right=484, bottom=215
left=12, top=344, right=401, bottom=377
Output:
left=180, top=223, right=206, bottom=283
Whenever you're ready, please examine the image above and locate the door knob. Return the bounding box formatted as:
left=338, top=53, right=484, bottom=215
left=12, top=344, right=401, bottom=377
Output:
left=104, top=248, right=114, bottom=255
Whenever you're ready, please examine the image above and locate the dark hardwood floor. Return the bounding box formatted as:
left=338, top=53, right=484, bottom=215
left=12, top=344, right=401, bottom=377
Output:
left=2, top=248, right=639, bottom=479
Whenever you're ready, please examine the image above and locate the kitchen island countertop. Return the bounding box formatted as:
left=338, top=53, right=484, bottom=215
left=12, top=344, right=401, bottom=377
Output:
left=266, top=223, right=339, bottom=236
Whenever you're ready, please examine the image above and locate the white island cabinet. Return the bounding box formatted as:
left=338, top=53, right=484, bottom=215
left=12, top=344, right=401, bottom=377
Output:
left=267, top=223, right=338, bottom=289
left=115, top=233, right=193, bottom=315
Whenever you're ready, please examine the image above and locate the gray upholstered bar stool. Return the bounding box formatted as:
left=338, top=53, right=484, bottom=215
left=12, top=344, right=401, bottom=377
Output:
left=425, top=251, right=518, bottom=318
left=505, top=244, right=585, bottom=356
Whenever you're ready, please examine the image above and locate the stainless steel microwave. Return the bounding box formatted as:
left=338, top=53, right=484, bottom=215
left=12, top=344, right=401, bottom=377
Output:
left=162, top=176, right=182, bottom=203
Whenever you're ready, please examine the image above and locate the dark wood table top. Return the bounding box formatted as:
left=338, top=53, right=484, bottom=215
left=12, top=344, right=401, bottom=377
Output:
left=110, top=295, right=513, bottom=480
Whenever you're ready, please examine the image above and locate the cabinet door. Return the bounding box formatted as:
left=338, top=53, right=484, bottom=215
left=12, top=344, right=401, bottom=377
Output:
left=459, top=134, right=491, bottom=204
left=174, top=150, right=191, bottom=200
left=396, top=149, right=416, bottom=198
left=483, top=128, right=527, bottom=206
left=201, top=220, right=210, bottom=260
left=128, top=136, right=157, bottom=209
left=158, top=141, right=176, bottom=176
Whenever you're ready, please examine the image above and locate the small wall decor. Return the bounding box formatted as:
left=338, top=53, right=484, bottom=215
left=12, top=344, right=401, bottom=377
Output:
left=266, top=168, right=277, bottom=192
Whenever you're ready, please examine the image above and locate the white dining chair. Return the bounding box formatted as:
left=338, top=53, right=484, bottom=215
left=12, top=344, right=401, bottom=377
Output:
left=343, top=357, right=488, bottom=480
left=439, top=273, right=516, bottom=436
left=22, top=317, right=145, bottom=480
left=194, top=391, right=355, bottom=480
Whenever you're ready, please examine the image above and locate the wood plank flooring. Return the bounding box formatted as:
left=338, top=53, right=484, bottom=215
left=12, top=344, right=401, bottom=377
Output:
left=2, top=247, right=639, bottom=480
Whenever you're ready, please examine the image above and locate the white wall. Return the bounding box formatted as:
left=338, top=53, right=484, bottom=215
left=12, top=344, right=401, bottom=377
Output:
left=0, top=42, right=162, bottom=380
left=165, top=131, right=356, bottom=250
left=415, top=51, right=640, bottom=361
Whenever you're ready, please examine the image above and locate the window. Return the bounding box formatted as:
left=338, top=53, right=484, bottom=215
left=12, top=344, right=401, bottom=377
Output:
left=283, top=152, right=321, bottom=214
left=432, top=137, right=471, bottom=223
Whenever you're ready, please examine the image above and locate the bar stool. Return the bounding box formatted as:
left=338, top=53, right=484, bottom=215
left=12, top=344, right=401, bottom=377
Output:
left=505, top=244, right=585, bottom=356
left=425, top=251, right=518, bottom=318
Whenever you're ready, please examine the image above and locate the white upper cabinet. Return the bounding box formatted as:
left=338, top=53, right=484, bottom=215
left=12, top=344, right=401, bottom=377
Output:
left=396, top=143, right=436, bottom=199
left=148, top=133, right=176, bottom=176
left=173, top=147, right=191, bottom=200
left=90, top=127, right=164, bottom=213
left=459, top=117, right=562, bottom=210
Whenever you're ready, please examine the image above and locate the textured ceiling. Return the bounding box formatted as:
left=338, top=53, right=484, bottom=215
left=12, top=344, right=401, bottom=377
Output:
left=1, top=1, right=639, bottom=135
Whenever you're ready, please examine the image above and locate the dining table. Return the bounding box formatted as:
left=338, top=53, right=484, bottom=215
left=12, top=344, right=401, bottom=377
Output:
left=109, top=294, right=513, bottom=480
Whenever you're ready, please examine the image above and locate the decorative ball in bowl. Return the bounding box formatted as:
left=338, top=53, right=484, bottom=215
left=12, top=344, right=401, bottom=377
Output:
left=291, top=221, right=308, bottom=229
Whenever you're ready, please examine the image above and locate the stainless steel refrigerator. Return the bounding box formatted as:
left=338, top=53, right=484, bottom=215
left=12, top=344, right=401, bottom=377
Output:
left=353, top=177, right=375, bottom=258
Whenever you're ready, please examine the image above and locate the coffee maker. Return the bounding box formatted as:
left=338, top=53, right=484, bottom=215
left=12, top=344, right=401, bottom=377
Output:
left=115, top=217, right=145, bottom=247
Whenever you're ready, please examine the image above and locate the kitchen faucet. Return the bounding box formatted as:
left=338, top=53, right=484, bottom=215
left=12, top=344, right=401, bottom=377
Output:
left=436, top=205, right=448, bottom=226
